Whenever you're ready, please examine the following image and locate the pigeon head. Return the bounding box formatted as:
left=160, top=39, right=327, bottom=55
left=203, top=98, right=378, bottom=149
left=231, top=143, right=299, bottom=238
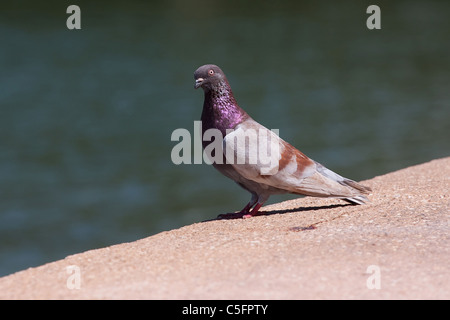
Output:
left=195, top=64, right=248, bottom=134
left=194, top=64, right=228, bottom=91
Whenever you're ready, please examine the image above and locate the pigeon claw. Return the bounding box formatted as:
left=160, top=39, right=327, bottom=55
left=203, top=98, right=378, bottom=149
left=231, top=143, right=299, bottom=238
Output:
left=242, top=212, right=263, bottom=219
left=242, top=203, right=263, bottom=219
left=217, top=203, right=264, bottom=220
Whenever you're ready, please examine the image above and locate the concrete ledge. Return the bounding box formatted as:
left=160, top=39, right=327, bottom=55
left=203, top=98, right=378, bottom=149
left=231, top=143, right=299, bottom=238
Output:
left=0, top=157, right=449, bottom=299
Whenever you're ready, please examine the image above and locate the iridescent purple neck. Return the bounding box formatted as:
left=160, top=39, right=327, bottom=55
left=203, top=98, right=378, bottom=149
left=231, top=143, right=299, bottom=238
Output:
left=201, top=80, right=249, bottom=135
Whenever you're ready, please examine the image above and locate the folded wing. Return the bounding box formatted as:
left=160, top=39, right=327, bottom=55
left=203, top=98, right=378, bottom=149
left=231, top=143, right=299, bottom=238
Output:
left=223, top=119, right=371, bottom=201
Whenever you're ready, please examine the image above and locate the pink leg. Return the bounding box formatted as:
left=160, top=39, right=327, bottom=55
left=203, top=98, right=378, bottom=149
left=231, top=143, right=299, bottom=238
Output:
left=217, top=203, right=265, bottom=219
left=217, top=194, right=266, bottom=220
left=242, top=203, right=263, bottom=219
left=217, top=201, right=255, bottom=219
left=240, top=202, right=253, bottom=214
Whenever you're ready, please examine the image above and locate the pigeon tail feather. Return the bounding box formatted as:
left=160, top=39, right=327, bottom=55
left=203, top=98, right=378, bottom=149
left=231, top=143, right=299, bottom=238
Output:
left=343, top=195, right=370, bottom=205
left=314, top=162, right=372, bottom=203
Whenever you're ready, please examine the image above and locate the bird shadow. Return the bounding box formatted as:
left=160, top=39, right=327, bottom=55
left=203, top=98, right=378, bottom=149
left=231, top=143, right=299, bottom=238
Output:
left=202, top=202, right=353, bottom=222
left=261, top=203, right=352, bottom=216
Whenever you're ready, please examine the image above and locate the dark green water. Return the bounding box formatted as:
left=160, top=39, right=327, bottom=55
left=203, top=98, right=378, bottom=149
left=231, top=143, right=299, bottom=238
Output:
left=0, top=1, right=449, bottom=276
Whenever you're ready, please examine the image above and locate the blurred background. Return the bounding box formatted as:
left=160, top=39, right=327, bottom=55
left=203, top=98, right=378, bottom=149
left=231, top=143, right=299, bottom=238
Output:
left=0, top=0, right=449, bottom=276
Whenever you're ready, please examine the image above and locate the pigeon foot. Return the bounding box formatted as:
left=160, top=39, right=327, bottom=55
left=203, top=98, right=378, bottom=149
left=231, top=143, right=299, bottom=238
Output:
left=217, top=203, right=264, bottom=219
left=242, top=203, right=263, bottom=218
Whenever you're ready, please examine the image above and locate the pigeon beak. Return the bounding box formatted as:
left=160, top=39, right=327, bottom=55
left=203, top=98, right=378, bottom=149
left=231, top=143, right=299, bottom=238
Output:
left=194, top=78, right=204, bottom=89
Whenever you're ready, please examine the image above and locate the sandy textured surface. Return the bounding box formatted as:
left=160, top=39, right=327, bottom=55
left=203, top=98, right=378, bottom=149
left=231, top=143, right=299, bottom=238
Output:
left=0, top=157, right=448, bottom=299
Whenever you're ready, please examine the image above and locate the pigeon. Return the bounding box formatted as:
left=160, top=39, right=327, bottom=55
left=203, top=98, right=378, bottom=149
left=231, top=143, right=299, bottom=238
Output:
left=194, top=64, right=371, bottom=219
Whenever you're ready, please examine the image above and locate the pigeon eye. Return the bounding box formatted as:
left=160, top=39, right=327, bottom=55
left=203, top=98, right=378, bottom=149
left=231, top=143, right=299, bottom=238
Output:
left=208, top=69, right=214, bottom=76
